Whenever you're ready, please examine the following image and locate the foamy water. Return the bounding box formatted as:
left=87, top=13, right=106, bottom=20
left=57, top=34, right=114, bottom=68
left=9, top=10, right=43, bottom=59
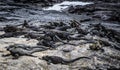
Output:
left=43, top=1, right=93, bottom=11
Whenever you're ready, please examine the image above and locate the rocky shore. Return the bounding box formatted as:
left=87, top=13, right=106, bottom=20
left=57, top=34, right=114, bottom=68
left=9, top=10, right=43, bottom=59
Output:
left=0, top=0, right=120, bottom=70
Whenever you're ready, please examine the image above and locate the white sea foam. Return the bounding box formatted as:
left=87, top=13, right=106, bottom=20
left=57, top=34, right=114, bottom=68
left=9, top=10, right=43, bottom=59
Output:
left=43, top=1, right=93, bottom=11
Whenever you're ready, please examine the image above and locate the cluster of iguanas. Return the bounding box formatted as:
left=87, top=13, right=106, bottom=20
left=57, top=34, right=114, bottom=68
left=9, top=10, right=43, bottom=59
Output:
left=89, top=23, right=120, bottom=50
left=0, top=20, right=120, bottom=64
left=3, top=44, right=90, bottom=64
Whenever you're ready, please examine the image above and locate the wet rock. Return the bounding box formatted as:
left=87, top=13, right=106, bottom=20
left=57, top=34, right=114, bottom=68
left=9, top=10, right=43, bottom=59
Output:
left=67, top=2, right=120, bottom=22
left=78, top=0, right=120, bottom=3
left=9, top=0, right=65, bottom=7
left=67, top=5, right=96, bottom=14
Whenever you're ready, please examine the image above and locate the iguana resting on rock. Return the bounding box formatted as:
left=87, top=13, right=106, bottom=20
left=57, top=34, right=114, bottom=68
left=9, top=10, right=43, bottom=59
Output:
left=43, top=30, right=85, bottom=41
left=38, top=33, right=78, bottom=46
left=3, top=25, right=23, bottom=33
left=0, top=32, right=26, bottom=38
left=3, top=44, right=48, bottom=59
left=37, top=39, right=56, bottom=48
left=41, top=55, right=90, bottom=64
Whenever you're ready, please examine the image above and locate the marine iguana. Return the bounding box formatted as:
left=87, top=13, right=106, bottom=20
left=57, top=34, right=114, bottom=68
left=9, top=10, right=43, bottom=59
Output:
left=37, top=40, right=56, bottom=48
left=41, top=22, right=69, bottom=30
left=49, top=21, right=66, bottom=27
left=69, top=20, right=80, bottom=28
left=43, top=30, right=80, bottom=41
left=0, top=26, right=4, bottom=31
left=8, top=44, right=48, bottom=50
left=3, top=44, right=48, bottom=58
left=76, top=27, right=88, bottom=35
left=40, top=25, right=55, bottom=29
left=40, top=31, right=78, bottom=46
left=91, top=23, right=120, bottom=43
left=55, top=25, right=71, bottom=31
left=0, top=32, right=27, bottom=38
left=21, top=20, right=42, bottom=31
left=37, top=34, right=56, bottom=48
left=3, top=25, right=21, bottom=33
left=42, top=30, right=88, bottom=46
left=24, top=32, right=44, bottom=39
left=41, top=56, right=90, bottom=64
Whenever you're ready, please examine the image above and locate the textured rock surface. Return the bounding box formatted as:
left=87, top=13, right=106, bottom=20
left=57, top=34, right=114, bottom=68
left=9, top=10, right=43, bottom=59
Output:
left=0, top=0, right=120, bottom=70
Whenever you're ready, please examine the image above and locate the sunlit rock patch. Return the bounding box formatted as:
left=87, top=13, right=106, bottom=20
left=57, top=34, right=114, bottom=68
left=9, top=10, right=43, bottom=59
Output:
left=0, top=37, right=38, bottom=46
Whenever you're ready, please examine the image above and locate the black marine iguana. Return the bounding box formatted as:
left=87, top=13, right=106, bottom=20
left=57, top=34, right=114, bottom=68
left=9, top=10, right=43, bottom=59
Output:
left=3, top=44, right=48, bottom=58
left=37, top=40, right=56, bottom=48
left=0, top=32, right=26, bottom=38
left=41, top=56, right=90, bottom=64
left=42, top=30, right=84, bottom=46
left=3, top=25, right=24, bottom=33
